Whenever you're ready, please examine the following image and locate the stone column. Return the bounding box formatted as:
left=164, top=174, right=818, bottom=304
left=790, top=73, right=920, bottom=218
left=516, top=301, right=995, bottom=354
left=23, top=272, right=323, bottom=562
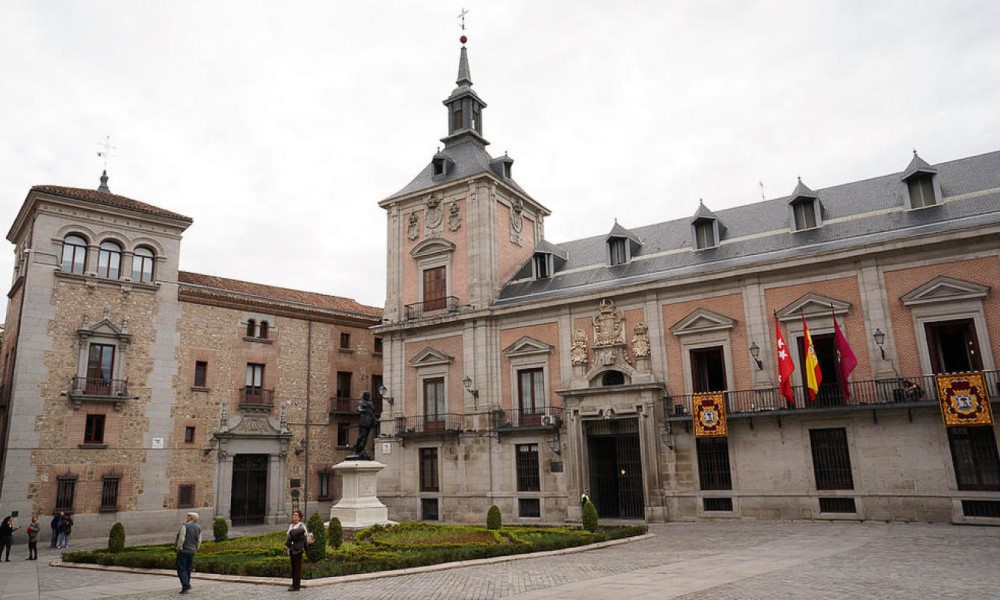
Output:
left=215, top=452, right=233, bottom=520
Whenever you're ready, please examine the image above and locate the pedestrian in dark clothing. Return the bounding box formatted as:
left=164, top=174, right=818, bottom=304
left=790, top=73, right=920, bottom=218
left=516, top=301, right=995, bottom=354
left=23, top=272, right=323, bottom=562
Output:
left=175, top=512, right=202, bottom=594
left=0, top=515, right=18, bottom=561
left=284, top=509, right=309, bottom=591
left=57, top=513, right=73, bottom=548
left=49, top=513, right=61, bottom=549
left=26, top=515, right=39, bottom=560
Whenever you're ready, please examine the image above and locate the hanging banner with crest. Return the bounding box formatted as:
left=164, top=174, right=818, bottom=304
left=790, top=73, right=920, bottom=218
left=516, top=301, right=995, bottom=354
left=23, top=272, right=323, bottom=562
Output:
left=936, top=372, right=993, bottom=427
left=693, top=393, right=727, bottom=437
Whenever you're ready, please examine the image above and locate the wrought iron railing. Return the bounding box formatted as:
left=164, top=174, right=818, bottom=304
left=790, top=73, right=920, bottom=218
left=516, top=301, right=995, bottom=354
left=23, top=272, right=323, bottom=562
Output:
left=404, top=296, right=460, bottom=320
left=70, top=377, right=129, bottom=397
left=395, top=413, right=464, bottom=434
left=665, top=370, right=999, bottom=418
left=330, top=396, right=358, bottom=414
left=239, top=388, right=275, bottom=409
left=490, top=407, right=564, bottom=429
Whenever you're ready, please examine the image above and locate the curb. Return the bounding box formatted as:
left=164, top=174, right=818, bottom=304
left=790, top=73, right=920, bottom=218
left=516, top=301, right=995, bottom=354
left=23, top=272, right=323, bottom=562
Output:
left=52, top=532, right=655, bottom=588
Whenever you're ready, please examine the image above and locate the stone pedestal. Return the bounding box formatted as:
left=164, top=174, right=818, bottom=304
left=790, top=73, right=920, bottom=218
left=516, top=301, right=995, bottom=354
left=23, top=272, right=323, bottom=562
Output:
left=329, top=460, right=393, bottom=528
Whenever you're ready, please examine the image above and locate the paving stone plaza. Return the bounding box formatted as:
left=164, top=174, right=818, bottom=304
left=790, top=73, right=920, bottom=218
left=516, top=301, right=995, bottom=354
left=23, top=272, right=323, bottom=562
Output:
left=1, top=522, right=997, bottom=599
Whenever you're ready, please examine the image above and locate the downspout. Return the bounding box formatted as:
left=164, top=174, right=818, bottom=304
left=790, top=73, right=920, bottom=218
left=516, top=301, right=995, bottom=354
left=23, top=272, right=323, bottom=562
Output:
left=304, top=321, right=312, bottom=518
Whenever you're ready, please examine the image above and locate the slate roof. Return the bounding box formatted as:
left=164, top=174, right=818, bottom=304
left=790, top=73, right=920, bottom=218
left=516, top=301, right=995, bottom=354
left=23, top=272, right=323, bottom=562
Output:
left=496, top=150, right=1000, bottom=305
left=179, top=271, right=382, bottom=320
left=383, top=137, right=534, bottom=202
left=30, top=184, right=193, bottom=222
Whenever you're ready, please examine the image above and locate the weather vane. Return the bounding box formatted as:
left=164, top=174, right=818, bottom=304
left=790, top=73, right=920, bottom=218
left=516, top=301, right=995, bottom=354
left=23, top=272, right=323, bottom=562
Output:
left=458, top=7, right=469, bottom=32
left=96, top=135, right=117, bottom=170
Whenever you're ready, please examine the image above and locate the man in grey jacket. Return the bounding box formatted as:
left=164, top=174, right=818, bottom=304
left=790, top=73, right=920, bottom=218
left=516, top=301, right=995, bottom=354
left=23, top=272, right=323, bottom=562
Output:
left=175, top=512, right=202, bottom=594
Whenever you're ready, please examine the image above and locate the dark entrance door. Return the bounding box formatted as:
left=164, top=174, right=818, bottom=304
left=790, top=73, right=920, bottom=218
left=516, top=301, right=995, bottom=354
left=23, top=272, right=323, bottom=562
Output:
left=586, top=419, right=644, bottom=519
left=231, top=454, right=268, bottom=525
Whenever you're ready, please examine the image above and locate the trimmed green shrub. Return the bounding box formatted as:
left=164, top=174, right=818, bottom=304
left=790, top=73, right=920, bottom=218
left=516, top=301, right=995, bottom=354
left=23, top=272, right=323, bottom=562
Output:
left=213, top=517, right=229, bottom=542
left=486, top=504, right=502, bottom=530
left=108, top=522, right=126, bottom=553
left=582, top=499, right=599, bottom=533
left=305, top=512, right=327, bottom=562
left=328, top=516, right=343, bottom=549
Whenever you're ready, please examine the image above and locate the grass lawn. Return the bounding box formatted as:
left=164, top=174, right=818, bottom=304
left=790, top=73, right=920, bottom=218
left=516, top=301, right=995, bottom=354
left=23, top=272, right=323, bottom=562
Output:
left=61, top=521, right=648, bottom=579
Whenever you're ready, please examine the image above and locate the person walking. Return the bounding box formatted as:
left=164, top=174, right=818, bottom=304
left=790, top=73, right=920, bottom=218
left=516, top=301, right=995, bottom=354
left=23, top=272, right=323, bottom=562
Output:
left=284, top=509, right=308, bottom=592
left=174, top=512, right=201, bottom=594
left=0, top=515, right=17, bottom=561
left=26, top=515, right=39, bottom=560
left=57, top=513, right=73, bottom=548
left=49, top=512, right=61, bottom=549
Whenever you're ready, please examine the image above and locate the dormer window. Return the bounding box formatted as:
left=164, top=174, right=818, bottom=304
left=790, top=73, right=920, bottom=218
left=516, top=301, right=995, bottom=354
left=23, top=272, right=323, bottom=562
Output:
left=503, top=162, right=511, bottom=178
left=694, top=220, right=717, bottom=249
left=609, top=238, right=627, bottom=266
left=533, top=254, right=551, bottom=279
left=906, top=173, right=936, bottom=208
left=900, top=151, right=940, bottom=209
left=791, top=199, right=818, bottom=230
left=432, top=156, right=446, bottom=176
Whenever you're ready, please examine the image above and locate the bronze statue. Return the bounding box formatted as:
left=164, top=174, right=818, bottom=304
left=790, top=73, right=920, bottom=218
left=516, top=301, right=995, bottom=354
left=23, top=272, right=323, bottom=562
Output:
left=350, top=392, right=375, bottom=460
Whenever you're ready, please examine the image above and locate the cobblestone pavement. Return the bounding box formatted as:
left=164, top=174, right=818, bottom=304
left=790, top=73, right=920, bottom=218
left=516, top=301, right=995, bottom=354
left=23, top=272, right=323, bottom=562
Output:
left=2, top=522, right=997, bottom=599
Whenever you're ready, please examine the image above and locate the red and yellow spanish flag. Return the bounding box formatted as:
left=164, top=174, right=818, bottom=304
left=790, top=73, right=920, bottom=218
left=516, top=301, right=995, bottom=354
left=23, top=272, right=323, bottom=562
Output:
left=802, top=314, right=822, bottom=400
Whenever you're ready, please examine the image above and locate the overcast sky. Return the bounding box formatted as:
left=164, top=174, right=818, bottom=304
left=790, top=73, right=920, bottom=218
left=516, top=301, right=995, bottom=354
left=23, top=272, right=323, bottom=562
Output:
left=2, top=1, right=998, bottom=317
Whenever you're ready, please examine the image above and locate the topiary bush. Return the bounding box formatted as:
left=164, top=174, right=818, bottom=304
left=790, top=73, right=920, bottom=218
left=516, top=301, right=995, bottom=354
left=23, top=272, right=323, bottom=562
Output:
left=305, top=512, right=327, bottom=562
left=108, top=522, right=126, bottom=553
left=582, top=499, right=599, bottom=533
left=486, top=504, right=502, bottom=530
left=328, top=516, right=343, bottom=549
left=213, top=517, right=229, bottom=542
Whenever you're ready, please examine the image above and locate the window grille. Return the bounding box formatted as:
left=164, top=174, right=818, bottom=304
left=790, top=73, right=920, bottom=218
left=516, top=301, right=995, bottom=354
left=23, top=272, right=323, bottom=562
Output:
left=818, top=497, right=856, bottom=513
left=703, top=497, right=733, bottom=512
left=178, top=484, right=195, bottom=509
left=100, top=474, right=121, bottom=512
left=518, top=498, right=541, bottom=518
left=948, top=427, right=1000, bottom=491
left=697, top=437, right=732, bottom=490
left=962, top=500, right=1000, bottom=518
left=421, top=498, right=439, bottom=521
left=810, top=428, right=854, bottom=490
left=516, top=444, right=540, bottom=491
left=56, top=475, right=77, bottom=512
left=419, top=448, right=439, bottom=492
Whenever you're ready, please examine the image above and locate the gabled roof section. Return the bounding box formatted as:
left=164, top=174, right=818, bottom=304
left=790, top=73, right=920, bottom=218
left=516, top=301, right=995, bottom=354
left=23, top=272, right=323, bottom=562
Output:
left=534, top=239, right=569, bottom=261
left=691, top=199, right=718, bottom=221
left=670, top=308, right=736, bottom=336
left=788, top=177, right=819, bottom=202
left=900, top=275, right=990, bottom=306
left=776, top=292, right=851, bottom=321
left=901, top=150, right=938, bottom=181
left=29, top=183, right=193, bottom=223
left=178, top=272, right=382, bottom=320
left=502, top=336, right=554, bottom=358
left=409, top=347, right=455, bottom=367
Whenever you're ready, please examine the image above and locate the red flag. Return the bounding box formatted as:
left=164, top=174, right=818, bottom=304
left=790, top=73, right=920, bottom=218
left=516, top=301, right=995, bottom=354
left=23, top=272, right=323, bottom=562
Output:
left=775, top=319, right=795, bottom=405
left=833, top=317, right=858, bottom=400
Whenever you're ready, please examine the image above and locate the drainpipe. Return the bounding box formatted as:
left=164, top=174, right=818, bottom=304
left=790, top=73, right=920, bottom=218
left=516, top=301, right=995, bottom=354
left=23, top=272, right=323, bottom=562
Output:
left=304, top=321, right=312, bottom=519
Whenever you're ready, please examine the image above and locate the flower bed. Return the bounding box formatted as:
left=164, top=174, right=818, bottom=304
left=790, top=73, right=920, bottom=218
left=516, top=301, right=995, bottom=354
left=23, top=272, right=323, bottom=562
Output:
left=61, top=522, right=647, bottom=579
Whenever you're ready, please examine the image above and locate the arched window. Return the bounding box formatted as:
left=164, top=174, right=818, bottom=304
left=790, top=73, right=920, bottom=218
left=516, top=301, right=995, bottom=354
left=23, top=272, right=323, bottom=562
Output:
left=61, top=234, right=88, bottom=274
left=97, top=241, right=123, bottom=279
left=246, top=319, right=256, bottom=338
left=258, top=321, right=269, bottom=339
left=132, top=246, right=155, bottom=283
left=601, top=370, right=625, bottom=386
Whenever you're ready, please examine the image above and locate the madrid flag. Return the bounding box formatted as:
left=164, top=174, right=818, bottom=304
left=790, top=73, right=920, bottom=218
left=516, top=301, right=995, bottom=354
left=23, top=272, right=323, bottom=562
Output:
left=802, top=315, right=822, bottom=400
left=833, top=317, right=858, bottom=400
left=775, top=319, right=796, bottom=405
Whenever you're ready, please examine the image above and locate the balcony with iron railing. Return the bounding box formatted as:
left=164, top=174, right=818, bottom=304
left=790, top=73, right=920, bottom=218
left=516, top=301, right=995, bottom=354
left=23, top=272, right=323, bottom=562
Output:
left=68, top=377, right=129, bottom=411
left=404, top=296, right=461, bottom=320
left=239, top=387, right=275, bottom=412
left=490, top=407, right=564, bottom=430
left=330, top=396, right=358, bottom=415
left=664, top=370, right=1000, bottom=421
left=394, top=413, right=464, bottom=437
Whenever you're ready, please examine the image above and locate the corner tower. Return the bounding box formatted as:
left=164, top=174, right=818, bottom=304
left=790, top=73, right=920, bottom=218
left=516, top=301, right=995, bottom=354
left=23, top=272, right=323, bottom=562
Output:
left=379, top=36, right=550, bottom=323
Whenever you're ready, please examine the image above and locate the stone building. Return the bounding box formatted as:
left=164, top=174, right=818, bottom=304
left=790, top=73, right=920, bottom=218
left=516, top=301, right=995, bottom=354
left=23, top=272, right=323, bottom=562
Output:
left=372, top=39, right=1000, bottom=525
left=0, top=176, right=382, bottom=537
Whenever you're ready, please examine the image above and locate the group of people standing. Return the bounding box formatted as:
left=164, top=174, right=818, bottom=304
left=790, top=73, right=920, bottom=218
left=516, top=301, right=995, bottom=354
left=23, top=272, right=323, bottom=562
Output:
left=50, top=511, right=73, bottom=549
left=0, top=513, right=51, bottom=561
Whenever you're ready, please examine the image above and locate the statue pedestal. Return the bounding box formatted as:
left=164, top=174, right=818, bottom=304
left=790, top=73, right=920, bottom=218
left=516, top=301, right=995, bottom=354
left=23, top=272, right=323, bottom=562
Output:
left=329, top=460, right=393, bottom=528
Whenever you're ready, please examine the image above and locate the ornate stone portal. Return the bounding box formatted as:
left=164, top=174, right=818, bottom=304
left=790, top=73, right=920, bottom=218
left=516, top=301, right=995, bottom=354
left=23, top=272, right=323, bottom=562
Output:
left=329, top=460, right=394, bottom=528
